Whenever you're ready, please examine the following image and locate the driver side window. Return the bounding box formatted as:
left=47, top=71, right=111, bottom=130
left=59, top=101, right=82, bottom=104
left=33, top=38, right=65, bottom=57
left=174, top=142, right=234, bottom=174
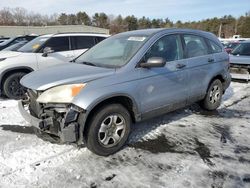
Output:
left=41, top=37, right=70, bottom=52
left=144, top=34, right=183, bottom=62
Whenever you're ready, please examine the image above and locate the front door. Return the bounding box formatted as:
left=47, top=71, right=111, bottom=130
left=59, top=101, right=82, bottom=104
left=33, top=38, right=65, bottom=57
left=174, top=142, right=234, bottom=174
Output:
left=138, top=34, right=189, bottom=117
left=36, top=36, right=74, bottom=70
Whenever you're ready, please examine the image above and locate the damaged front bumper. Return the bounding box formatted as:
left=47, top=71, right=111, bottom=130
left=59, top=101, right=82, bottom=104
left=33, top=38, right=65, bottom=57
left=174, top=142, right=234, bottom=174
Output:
left=18, top=95, right=85, bottom=144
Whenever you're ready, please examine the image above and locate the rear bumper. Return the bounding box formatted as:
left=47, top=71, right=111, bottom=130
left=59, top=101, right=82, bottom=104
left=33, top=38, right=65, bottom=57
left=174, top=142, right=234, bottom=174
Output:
left=230, top=63, right=250, bottom=81
left=230, top=63, right=250, bottom=71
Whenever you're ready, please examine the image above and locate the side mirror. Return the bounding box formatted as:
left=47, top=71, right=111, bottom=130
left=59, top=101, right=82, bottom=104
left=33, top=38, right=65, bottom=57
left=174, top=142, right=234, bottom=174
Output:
left=42, top=47, right=54, bottom=57
left=140, top=57, right=166, bottom=68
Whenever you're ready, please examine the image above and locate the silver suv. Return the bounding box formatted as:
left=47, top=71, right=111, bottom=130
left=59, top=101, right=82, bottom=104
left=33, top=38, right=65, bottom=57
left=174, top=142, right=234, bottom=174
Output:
left=0, top=33, right=108, bottom=99
left=19, top=29, right=231, bottom=156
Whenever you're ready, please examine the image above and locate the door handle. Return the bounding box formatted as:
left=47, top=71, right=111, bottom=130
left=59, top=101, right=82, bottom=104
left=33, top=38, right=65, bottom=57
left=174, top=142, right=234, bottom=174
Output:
left=208, top=58, right=215, bottom=63
left=176, top=63, right=186, bottom=69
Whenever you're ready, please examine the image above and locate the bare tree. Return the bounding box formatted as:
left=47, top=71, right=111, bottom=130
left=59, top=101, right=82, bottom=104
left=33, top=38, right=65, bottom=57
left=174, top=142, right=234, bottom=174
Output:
left=12, top=7, right=27, bottom=25
left=0, top=8, right=14, bottom=25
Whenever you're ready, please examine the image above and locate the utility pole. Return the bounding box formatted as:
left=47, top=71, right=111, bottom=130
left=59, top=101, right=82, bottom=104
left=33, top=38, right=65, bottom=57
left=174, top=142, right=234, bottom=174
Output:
left=234, top=19, right=238, bottom=34
left=218, top=23, right=222, bottom=38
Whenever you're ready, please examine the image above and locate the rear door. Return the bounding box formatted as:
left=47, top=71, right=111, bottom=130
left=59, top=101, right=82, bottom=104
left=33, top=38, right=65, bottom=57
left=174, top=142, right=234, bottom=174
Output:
left=182, top=34, right=213, bottom=102
left=71, top=36, right=96, bottom=57
left=138, top=34, right=189, bottom=116
left=36, top=36, right=74, bottom=69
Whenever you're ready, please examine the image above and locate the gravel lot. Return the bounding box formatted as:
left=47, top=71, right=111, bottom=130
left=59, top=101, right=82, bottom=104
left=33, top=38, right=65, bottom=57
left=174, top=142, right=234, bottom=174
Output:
left=0, top=81, right=250, bottom=188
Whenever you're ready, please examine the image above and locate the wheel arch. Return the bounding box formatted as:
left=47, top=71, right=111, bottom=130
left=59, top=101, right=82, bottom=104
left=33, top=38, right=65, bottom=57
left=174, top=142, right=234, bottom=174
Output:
left=79, top=94, right=140, bottom=134
left=207, top=74, right=226, bottom=92
left=0, top=66, right=34, bottom=93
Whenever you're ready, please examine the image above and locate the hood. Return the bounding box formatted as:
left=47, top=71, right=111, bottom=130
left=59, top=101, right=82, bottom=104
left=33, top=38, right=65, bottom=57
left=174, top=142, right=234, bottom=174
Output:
left=0, top=51, right=22, bottom=59
left=21, top=63, right=115, bottom=91
left=229, top=54, right=250, bottom=65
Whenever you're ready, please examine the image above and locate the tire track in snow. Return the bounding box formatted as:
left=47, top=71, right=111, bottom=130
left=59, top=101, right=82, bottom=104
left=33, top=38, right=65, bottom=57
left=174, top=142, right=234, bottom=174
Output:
left=1, top=147, right=84, bottom=185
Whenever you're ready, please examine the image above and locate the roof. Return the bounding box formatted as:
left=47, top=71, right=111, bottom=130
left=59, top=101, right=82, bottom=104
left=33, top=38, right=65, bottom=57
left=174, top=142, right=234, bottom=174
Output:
left=116, top=28, right=216, bottom=39
left=117, top=28, right=164, bottom=37
left=54, top=33, right=110, bottom=37
left=38, top=33, right=109, bottom=39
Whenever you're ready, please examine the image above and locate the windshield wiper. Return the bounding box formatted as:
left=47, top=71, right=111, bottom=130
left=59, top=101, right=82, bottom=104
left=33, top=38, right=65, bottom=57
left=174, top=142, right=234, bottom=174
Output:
left=80, top=61, right=97, bottom=66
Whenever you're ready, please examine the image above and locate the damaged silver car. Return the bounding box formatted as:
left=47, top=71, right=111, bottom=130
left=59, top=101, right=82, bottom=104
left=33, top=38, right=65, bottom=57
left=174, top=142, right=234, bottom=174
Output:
left=19, top=28, right=231, bottom=156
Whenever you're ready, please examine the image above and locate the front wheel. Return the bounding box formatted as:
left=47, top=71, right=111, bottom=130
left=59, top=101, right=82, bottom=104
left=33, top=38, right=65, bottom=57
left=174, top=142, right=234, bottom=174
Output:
left=200, top=79, right=223, bottom=111
left=3, top=72, right=27, bottom=99
left=85, top=104, right=131, bottom=156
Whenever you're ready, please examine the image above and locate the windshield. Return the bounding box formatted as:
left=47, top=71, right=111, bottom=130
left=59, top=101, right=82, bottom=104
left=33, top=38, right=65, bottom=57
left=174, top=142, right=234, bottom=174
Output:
left=75, top=34, right=149, bottom=68
left=18, top=36, right=50, bottom=53
left=3, top=41, right=26, bottom=51
left=231, top=43, right=250, bottom=56
left=225, top=42, right=239, bottom=49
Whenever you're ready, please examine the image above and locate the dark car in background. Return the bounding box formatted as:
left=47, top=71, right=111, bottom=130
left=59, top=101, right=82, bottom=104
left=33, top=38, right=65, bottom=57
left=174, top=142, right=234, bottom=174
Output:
left=0, top=35, right=38, bottom=51
left=230, top=41, right=250, bottom=69
left=229, top=41, right=250, bottom=80
left=224, top=41, right=240, bottom=54
left=0, top=37, right=10, bottom=43
left=1, top=41, right=28, bottom=52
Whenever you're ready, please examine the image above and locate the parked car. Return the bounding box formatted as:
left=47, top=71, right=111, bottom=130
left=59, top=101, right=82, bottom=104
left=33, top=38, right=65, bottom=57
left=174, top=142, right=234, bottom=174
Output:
left=0, top=33, right=109, bottom=99
left=224, top=41, right=240, bottom=54
left=230, top=40, right=250, bottom=70
left=0, top=37, right=10, bottom=43
left=19, top=28, right=231, bottom=156
left=0, top=35, right=38, bottom=51
left=229, top=40, right=250, bottom=80
left=1, top=41, right=28, bottom=52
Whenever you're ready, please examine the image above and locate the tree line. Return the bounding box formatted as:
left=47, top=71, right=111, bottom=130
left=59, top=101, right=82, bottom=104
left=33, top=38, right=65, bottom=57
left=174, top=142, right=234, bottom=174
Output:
left=0, top=7, right=250, bottom=37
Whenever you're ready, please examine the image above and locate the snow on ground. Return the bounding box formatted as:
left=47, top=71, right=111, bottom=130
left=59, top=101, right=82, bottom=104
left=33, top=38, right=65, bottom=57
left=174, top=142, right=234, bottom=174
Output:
left=0, top=81, right=250, bottom=188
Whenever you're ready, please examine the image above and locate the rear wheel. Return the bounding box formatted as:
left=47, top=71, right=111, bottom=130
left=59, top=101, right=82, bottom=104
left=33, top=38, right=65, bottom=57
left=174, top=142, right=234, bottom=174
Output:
left=200, top=79, right=223, bottom=111
left=3, top=72, right=27, bottom=99
left=85, top=104, right=131, bottom=156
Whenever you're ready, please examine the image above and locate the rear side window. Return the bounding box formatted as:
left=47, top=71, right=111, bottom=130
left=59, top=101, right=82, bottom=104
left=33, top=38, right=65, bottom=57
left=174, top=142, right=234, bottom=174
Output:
left=43, top=37, right=70, bottom=52
left=207, top=40, right=222, bottom=53
left=72, top=36, right=95, bottom=50
left=183, top=35, right=209, bottom=58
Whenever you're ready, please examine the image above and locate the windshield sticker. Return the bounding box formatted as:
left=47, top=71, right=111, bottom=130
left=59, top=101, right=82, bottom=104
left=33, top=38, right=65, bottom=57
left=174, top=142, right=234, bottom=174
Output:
left=128, top=36, right=146, bottom=42
left=32, top=44, right=40, bottom=49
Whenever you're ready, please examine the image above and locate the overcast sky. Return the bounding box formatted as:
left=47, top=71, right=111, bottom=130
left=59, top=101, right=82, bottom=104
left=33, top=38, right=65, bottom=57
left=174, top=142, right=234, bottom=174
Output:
left=1, top=0, right=250, bottom=22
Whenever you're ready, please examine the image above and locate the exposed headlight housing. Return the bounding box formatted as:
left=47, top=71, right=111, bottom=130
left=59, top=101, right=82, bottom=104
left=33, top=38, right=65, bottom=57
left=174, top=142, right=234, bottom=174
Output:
left=37, top=84, right=86, bottom=103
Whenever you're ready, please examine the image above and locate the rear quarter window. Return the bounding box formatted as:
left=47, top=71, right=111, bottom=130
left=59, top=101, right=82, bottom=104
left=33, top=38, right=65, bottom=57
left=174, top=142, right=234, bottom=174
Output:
left=96, top=37, right=106, bottom=43
left=72, top=36, right=95, bottom=50
left=207, top=39, right=222, bottom=53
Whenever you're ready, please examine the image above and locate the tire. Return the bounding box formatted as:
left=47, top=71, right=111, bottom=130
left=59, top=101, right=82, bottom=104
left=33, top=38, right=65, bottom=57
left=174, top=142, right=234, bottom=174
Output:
left=200, top=79, right=223, bottom=111
left=85, top=104, right=131, bottom=156
left=3, top=72, right=27, bottom=100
